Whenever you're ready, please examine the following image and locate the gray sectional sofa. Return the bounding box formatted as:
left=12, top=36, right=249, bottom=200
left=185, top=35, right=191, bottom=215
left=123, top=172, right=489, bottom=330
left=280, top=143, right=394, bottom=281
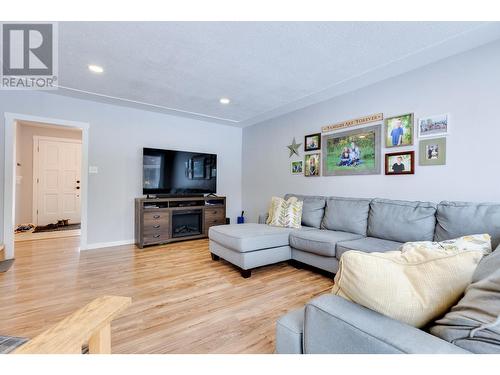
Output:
left=208, top=194, right=500, bottom=354
left=209, top=194, right=500, bottom=277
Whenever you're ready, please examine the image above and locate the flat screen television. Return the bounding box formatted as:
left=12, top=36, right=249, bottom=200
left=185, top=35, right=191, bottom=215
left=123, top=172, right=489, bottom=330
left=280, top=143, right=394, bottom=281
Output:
left=143, top=148, right=217, bottom=196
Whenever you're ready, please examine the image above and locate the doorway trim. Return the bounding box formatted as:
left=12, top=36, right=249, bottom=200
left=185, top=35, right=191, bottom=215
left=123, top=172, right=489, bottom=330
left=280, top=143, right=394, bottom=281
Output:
left=32, top=135, right=83, bottom=225
left=3, top=113, right=90, bottom=259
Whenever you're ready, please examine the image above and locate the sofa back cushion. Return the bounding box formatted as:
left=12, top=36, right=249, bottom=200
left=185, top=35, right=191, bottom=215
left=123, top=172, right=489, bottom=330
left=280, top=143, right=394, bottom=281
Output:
left=435, top=201, right=500, bottom=249
left=367, top=198, right=437, bottom=243
left=284, top=194, right=326, bottom=228
left=321, top=197, right=371, bottom=236
left=430, top=247, right=500, bottom=353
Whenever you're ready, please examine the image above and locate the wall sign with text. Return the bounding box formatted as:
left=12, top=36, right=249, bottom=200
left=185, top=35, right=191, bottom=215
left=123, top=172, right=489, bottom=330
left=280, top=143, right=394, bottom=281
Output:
left=321, top=113, right=383, bottom=133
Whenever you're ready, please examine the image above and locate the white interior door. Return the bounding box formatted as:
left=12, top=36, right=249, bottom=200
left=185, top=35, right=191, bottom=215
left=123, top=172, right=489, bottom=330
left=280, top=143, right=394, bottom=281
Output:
left=35, top=137, right=82, bottom=226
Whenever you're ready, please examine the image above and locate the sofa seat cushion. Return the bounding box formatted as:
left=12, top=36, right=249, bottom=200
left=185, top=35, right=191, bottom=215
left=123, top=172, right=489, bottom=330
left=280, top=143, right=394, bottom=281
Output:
left=208, top=223, right=293, bottom=253
left=336, top=237, right=403, bottom=260
left=368, top=198, right=437, bottom=243
left=289, top=228, right=363, bottom=257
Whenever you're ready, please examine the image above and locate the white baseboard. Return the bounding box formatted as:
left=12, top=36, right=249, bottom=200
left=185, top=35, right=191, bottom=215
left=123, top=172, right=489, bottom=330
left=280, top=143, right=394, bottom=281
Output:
left=84, top=239, right=135, bottom=250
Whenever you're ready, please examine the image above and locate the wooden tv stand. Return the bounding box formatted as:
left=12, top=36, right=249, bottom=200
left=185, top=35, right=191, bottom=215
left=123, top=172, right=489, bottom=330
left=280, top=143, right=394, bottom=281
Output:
left=134, top=196, right=226, bottom=248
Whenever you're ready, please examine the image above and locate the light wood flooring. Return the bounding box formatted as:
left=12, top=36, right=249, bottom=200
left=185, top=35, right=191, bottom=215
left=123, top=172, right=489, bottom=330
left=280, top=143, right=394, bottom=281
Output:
left=14, top=229, right=81, bottom=242
left=0, top=237, right=333, bottom=353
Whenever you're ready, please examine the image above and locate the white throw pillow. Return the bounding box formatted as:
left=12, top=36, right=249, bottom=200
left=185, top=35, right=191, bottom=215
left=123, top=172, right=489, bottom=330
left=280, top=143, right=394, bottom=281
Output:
left=266, top=196, right=303, bottom=229
left=332, top=234, right=491, bottom=328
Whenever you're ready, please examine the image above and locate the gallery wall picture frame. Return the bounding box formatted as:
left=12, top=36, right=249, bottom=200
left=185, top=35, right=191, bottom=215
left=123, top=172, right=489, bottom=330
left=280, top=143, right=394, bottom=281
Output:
left=385, top=151, right=415, bottom=175
left=419, top=137, right=446, bottom=166
left=322, top=125, right=381, bottom=176
left=291, top=160, right=304, bottom=175
left=304, top=133, right=321, bottom=151
left=304, top=153, right=321, bottom=177
left=385, top=113, right=414, bottom=148
left=418, top=113, right=450, bottom=138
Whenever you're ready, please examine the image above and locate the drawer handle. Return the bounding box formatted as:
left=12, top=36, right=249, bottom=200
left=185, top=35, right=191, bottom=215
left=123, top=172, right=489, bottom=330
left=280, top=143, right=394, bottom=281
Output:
left=153, top=234, right=161, bottom=238
left=153, top=215, right=160, bottom=219
left=153, top=224, right=160, bottom=229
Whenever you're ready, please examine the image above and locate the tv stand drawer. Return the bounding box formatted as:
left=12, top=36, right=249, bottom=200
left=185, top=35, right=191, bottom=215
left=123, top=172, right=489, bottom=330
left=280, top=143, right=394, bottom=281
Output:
left=204, top=207, right=224, bottom=220
left=144, top=211, right=170, bottom=224
left=144, top=223, right=169, bottom=235
left=143, top=233, right=170, bottom=245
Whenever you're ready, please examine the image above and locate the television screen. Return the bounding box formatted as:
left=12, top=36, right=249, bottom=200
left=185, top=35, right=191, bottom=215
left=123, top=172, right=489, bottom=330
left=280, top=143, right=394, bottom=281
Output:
left=143, top=148, right=217, bottom=196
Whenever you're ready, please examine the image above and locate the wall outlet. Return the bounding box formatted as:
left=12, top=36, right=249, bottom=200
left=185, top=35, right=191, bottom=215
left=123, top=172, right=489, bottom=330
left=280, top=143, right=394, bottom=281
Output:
left=89, top=166, right=99, bottom=174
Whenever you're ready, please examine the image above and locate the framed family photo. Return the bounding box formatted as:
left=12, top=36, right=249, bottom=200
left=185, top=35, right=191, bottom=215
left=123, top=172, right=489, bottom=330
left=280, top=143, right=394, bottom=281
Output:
left=385, top=113, right=414, bottom=148
left=304, top=153, right=321, bottom=177
left=385, top=151, right=415, bottom=175
left=418, top=114, right=449, bottom=138
left=290, top=160, right=304, bottom=175
left=304, top=133, right=321, bottom=151
left=419, top=138, right=446, bottom=166
left=322, top=125, right=381, bottom=176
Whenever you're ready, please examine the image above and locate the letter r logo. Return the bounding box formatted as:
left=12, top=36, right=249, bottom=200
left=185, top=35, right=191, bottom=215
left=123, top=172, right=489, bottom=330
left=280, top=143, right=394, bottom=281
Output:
left=2, top=24, right=53, bottom=75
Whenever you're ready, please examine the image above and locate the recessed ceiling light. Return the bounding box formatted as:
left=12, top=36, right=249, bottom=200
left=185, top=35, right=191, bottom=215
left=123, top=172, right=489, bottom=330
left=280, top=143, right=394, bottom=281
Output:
left=219, top=97, right=230, bottom=105
left=88, top=64, right=104, bottom=73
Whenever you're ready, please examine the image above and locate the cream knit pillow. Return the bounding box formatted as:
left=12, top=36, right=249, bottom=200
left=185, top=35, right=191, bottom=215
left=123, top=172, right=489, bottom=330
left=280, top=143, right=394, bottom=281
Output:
left=266, top=196, right=303, bottom=229
left=332, top=234, right=491, bottom=328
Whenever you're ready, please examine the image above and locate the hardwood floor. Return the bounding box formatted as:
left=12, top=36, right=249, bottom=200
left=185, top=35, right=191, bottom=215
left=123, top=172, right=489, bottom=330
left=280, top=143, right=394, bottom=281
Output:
left=0, top=237, right=333, bottom=353
left=14, top=229, right=81, bottom=242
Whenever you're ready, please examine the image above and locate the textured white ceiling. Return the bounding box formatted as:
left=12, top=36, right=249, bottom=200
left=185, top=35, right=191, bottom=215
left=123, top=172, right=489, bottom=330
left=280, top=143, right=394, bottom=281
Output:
left=55, top=22, right=500, bottom=127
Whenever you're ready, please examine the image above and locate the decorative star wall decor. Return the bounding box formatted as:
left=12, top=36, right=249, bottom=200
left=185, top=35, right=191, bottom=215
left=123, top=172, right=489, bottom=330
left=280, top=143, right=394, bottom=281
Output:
left=287, top=137, right=302, bottom=158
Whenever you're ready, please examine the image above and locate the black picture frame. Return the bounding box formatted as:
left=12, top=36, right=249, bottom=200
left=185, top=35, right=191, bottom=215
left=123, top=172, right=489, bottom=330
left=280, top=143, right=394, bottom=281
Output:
left=304, top=133, right=321, bottom=151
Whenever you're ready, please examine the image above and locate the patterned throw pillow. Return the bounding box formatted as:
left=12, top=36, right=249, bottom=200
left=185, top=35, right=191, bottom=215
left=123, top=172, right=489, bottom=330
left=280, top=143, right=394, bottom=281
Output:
left=399, top=234, right=492, bottom=255
left=266, top=196, right=303, bottom=228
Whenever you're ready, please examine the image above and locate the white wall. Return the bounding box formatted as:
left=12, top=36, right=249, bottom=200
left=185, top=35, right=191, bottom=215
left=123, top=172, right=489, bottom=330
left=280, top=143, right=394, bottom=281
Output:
left=15, top=122, right=82, bottom=225
left=242, top=40, right=500, bottom=222
left=1, top=91, right=242, bottom=247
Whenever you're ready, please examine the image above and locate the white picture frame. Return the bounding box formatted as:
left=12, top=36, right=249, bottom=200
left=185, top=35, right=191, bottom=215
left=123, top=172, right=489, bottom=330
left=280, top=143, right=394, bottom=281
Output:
left=418, top=113, right=450, bottom=138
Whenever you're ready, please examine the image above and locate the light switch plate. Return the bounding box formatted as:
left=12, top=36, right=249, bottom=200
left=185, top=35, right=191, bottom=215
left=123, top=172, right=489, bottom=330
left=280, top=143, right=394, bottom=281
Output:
left=89, top=166, right=99, bottom=174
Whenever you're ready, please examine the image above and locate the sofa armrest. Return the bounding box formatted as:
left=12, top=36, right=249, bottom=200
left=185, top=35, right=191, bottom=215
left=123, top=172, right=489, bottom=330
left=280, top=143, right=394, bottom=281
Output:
left=258, top=213, right=269, bottom=224
left=303, top=295, right=469, bottom=354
